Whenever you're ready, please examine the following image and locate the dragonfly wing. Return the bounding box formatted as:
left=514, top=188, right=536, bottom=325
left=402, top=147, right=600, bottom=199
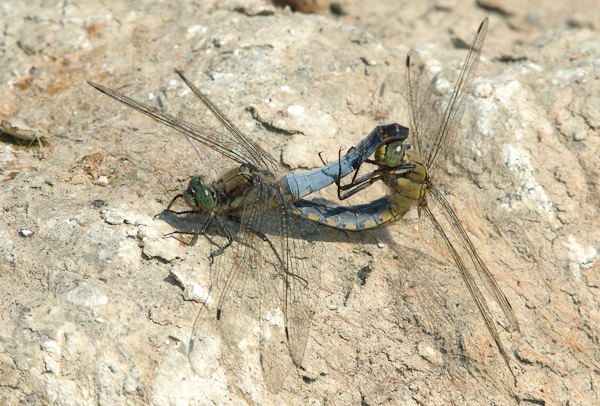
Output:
left=377, top=72, right=406, bottom=125
left=192, top=179, right=321, bottom=393
left=88, top=78, right=278, bottom=172
left=235, top=182, right=291, bottom=392
left=188, top=209, right=262, bottom=383
left=278, top=197, right=322, bottom=367
left=405, top=49, right=445, bottom=163
left=421, top=187, right=514, bottom=373
left=244, top=184, right=322, bottom=392
left=175, top=70, right=282, bottom=175
left=427, top=19, right=488, bottom=175
left=406, top=18, right=488, bottom=176
left=188, top=299, right=225, bottom=380
left=429, top=186, right=519, bottom=331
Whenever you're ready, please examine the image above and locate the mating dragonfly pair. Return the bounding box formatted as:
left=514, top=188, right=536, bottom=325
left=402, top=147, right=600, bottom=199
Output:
left=89, top=17, right=518, bottom=392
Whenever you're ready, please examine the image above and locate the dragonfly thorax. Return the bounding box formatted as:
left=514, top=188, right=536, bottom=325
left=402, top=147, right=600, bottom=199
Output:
left=381, top=152, right=429, bottom=208
left=183, top=176, right=217, bottom=212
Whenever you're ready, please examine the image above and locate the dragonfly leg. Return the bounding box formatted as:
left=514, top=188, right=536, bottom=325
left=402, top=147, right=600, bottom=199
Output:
left=165, top=193, right=183, bottom=211
left=338, top=174, right=382, bottom=200
left=207, top=215, right=234, bottom=263
left=164, top=212, right=215, bottom=240
left=253, top=229, right=283, bottom=267
left=252, top=228, right=309, bottom=288
left=337, top=161, right=415, bottom=200
left=154, top=194, right=190, bottom=219
left=161, top=211, right=236, bottom=264
left=317, top=151, right=328, bottom=166
left=335, top=146, right=358, bottom=189
left=334, top=145, right=383, bottom=200
left=165, top=209, right=198, bottom=217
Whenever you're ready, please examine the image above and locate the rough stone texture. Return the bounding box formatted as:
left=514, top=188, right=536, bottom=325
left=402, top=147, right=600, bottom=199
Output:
left=1, top=1, right=599, bottom=405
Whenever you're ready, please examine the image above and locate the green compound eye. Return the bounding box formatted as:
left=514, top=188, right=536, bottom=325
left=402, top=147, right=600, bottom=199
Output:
left=194, top=184, right=215, bottom=211
left=384, top=141, right=405, bottom=167
left=183, top=177, right=215, bottom=212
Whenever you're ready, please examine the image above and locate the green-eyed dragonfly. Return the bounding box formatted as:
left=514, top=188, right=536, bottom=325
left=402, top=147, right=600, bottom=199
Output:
left=295, top=18, right=520, bottom=375
left=88, top=72, right=407, bottom=392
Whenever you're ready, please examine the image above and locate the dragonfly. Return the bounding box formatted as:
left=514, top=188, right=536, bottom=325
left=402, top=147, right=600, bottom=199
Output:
left=88, top=71, right=408, bottom=392
left=295, top=18, right=520, bottom=375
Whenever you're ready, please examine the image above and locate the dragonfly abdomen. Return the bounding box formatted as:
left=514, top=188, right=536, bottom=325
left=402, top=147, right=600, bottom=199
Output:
left=295, top=196, right=410, bottom=231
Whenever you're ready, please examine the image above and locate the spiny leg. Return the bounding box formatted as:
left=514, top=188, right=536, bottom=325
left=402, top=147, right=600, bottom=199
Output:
left=332, top=145, right=382, bottom=200
left=246, top=227, right=307, bottom=289
left=336, top=155, right=415, bottom=200
left=154, top=193, right=198, bottom=219
left=207, top=215, right=234, bottom=263
left=164, top=212, right=235, bottom=263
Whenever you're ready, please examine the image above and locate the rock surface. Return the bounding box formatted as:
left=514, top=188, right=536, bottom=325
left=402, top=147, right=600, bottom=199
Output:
left=1, top=1, right=599, bottom=405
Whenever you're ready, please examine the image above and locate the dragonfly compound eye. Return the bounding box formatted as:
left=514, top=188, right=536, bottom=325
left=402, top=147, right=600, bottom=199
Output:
left=384, top=141, right=406, bottom=167
left=183, top=177, right=216, bottom=212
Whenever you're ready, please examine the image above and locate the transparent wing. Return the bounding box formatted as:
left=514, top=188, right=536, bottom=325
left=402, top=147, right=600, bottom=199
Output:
left=88, top=77, right=278, bottom=172
left=253, top=191, right=322, bottom=391
left=189, top=180, right=321, bottom=392
left=376, top=72, right=407, bottom=126
left=277, top=197, right=322, bottom=368
left=187, top=303, right=223, bottom=381
left=227, top=182, right=290, bottom=392
left=174, top=70, right=281, bottom=175
left=405, top=50, right=445, bottom=162
left=407, top=18, right=488, bottom=176
left=428, top=187, right=519, bottom=331
left=188, top=212, right=260, bottom=384
left=419, top=185, right=518, bottom=374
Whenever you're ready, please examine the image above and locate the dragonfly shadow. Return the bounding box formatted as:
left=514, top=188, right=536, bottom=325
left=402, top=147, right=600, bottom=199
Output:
left=312, top=217, right=398, bottom=246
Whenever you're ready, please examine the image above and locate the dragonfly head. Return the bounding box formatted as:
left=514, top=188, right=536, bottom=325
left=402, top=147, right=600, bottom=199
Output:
left=382, top=140, right=407, bottom=167
left=183, top=176, right=217, bottom=212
